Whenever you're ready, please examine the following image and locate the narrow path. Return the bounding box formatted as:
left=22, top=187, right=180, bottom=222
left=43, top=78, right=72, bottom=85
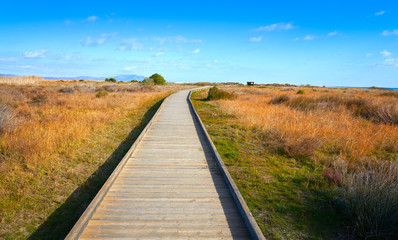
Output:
left=68, top=90, right=252, bottom=239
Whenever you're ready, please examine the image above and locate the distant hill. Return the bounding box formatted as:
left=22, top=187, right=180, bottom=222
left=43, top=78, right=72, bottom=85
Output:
left=0, top=74, right=147, bottom=82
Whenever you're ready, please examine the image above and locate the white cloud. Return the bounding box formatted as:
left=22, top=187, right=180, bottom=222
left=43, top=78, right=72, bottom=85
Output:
left=153, top=52, right=165, bottom=57
left=0, top=57, right=17, bottom=62
left=380, top=50, right=391, bottom=57
left=252, top=22, right=294, bottom=32
left=81, top=33, right=116, bottom=46
left=366, top=53, right=373, bottom=57
left=119, top=38, right=143, bottom=51
left=152, top=36, right=202, bottom=45
left=191, top=49, right=200, bottom=54
left=124, top=66, right=137, bottom=71
left=85, top=16, right=98, bottom=23
left=17, top=65, right=35, bottom=69
left=303, top=35, right=316, bottom=40
left=375, top=10, right=386, bottom=16
left=249, top=36, right=263, bottom=42
left=23, top=49, right=48, bottom=58
left=214, top=59, right=219, bottom=63
left=327, top=31, right=338, bottom=36
left=382, top=30, right=398, bottom=36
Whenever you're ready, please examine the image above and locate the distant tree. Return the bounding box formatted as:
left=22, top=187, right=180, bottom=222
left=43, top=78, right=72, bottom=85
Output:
left=149, top=73, right=166, bottom=85
left=105, top=78, right=116, bottom=83
left=130, top=79, right=139, bottom=83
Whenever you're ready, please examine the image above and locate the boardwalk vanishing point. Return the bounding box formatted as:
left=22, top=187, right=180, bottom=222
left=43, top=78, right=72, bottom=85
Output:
left=67, top=89, right=265, bottom=239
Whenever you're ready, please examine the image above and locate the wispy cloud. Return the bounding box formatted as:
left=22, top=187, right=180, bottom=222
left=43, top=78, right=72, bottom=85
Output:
left=382, top=30, right=398, bottom=36
left=191, top=49, right=200, bottom=54
left=23, top=49, right=48, bottom=58
left=366, top=53, right=373, bottom=57
left=153, top=52, right=165, bottom=57
left=152, top=35, right=202, bottom=45
left=81, top=33, right=117, bottom=46
left=249, top=36, right=263, bottom=42
left=64, top=20, right=72, bottom=26
left=295, top=31, right=339, bottom=41
left=0, top=57, right=17, bottom=62
left=123, top=66, right=137, bottom=71
left=252, top=22, right=294, bottom=32
left=327, top=31, right=338, bottom=36
left=84, top=16, right=98, bottom=23
left=118, top=38, right=143, bottom=51
left=380, top=50, right=391, bottom=57
left=375, top=10, right=386, bottom=16
left=303, top=35, right=317, bottom=40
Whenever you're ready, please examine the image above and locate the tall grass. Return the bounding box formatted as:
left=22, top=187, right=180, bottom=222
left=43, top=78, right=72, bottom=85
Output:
left=270, top=94, right=398, bottom=125
left=0, top=81, right=169, bottom=238
left=217, top=87, right=398, bottom=161
left=335, top=158, right=398, bottom=238
left=0, top=102, right=16, bottom=134
left=0, top=75, right=43, bottom=85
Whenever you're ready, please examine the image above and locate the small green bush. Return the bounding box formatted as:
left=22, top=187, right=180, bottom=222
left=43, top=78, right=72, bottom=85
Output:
left=105, top=78, right=116, bottom=83
left=207, top=87, right=236, bottom=100
left=130, top=79, right=139, bottom=83
left=96, top=91, right=108, bottom=98
left=141, top=78, right=155, bottom=85
left=149, top=73, right=166, bottom=85
left=296, top=89, right=305, bottom=94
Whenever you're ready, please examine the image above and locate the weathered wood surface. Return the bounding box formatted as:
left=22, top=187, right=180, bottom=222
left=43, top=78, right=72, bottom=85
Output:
left=68, top=90, right=253, bottom=239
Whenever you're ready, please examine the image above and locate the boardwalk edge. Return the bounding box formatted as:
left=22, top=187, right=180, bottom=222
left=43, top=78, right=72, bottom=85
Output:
left=188, top=88, right=266, bottom=240
left=65, top=95, right=170, bottom=239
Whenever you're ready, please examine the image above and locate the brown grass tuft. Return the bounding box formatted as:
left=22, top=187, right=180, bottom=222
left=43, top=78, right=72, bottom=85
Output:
left=0, top=75, right=43, bottom=85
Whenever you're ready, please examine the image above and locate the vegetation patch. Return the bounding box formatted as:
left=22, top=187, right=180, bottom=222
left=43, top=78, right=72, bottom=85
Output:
left=207, top=87, right=236, bottom=100
left=191, top=86, right=398, bottom=239
left=0, top=81, right=170, bottom=239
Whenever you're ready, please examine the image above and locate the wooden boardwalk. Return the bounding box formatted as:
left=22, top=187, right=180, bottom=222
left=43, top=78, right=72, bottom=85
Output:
left=67, top=89, right=263, bottom=239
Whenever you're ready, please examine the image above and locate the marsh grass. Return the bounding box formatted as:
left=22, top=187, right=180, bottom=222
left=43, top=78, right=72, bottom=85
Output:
left=192, top=86, right=398, bottom=239
left=0, top=81, right=170, bottom=238
left=335, top=158, right=398, bottom=238
left=0, top=76, right=42, bottom=85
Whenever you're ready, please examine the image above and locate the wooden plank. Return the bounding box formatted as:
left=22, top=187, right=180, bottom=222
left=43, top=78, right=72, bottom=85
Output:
left=66, top=89, right=256, bottom=239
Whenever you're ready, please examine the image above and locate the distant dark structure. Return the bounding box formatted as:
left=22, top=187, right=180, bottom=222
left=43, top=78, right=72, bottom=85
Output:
left=247, top=82, right=254, bottom=86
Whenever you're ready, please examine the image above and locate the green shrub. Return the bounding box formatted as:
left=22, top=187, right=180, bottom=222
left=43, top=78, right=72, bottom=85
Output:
left=141, top=78, right=155, bottom=85
left=130, top=79, right=139, bottom=83
left=149, top=73, right=166, bottom=85
left=296, top=89, right=305, bottom=94
left=95, top=91, right=108, bottom=98
left=105, top=78, right=116, bottom=83
left=207, top=87, right=236, bottom=100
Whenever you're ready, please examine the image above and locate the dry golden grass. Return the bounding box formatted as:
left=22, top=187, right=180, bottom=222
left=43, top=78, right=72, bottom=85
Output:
left=0, top=76, right=43, bottom=85
left=0, top=80, right=172, bottom=238
left=215, top=86, right=398, bottom=162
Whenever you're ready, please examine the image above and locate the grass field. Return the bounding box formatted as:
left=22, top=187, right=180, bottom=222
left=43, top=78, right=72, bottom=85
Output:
left=191, top=86, right=398, bottom=239
left=0, top=80, right=175, bottom=239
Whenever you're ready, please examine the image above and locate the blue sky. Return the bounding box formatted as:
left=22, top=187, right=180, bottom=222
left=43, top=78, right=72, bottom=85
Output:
left=0, top=0, right=397, bottom=87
